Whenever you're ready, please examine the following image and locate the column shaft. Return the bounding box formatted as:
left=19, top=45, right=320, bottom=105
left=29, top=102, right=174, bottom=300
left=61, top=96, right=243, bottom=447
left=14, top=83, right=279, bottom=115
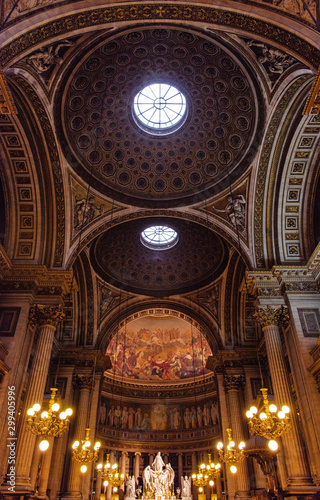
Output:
left=38, top=436, right=54, bottom=498
left=178, top=453, right=183, bottom=480
left=95, top=449, right=104, bottom=500
left=134, top=453, right=141, bottom=483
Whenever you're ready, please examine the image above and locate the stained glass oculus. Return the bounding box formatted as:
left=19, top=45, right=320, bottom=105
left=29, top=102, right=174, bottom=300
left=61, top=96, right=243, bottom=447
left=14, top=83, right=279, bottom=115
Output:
left=141, top=225, right=179, bottom=250
left=133, top=84, right=187, bottom=133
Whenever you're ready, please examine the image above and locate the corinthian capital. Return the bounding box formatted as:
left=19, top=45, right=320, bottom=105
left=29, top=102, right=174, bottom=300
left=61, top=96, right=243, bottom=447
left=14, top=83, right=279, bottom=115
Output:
left=28, top=304, right=65, bottom=328
left=253, top=305, right=289, bottom=328
left=223, top=374, right=245, bottom=392
left=74, top=374, right=94, bottom=390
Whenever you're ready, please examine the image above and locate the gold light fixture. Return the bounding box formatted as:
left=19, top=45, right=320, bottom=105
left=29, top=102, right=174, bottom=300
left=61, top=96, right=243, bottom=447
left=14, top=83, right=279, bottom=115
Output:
left=245, top=388, right=290, bottom=450
left=72, top=428, right=101, bottom=473
left=26, top=388, right=72, bottom=450
left=192, top=454, right=221, bottom=492
left=217, top=428, right=246, bottom=474
left=97, top=454, right=125, bottom=488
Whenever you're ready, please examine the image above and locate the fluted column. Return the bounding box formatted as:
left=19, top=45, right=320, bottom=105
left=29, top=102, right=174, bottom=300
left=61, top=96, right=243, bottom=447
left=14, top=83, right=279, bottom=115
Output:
left=178, top=453, right=183, bottom=480
left=107, top=452, right=115, bottom=500
left=254, top=306, right=311, bottom=485
left=134, top=452, right=141, bottom=483
left=223, top=375, right=251, bottom=497
left=64, top=375, right=93, bottom=499
left=213, top=451, right=222, bottom=500
left=15, top=304, right=64, bottom=492
left=96, top=449, right=104, bottom=500
left=38, top=436, right=54, bottom=498
left=30, top=437, right=41, bottom=490
left=120, top=452, right=127, bottom=493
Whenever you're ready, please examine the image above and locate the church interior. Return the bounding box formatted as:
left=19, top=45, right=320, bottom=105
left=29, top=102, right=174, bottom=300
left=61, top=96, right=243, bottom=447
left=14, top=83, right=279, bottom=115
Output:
left=1, top=0, right=320, bottom=499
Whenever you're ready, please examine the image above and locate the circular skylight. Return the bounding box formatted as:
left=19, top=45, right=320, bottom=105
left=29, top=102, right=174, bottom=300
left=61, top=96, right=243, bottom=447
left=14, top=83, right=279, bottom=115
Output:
left=133, top=84, right=187, bottom=134
left=141, top=225, right=179, bottom=250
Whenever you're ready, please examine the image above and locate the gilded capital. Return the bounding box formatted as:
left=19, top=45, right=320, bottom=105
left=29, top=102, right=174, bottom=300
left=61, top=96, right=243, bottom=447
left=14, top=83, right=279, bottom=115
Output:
left=223, top=374, right=245, bottom=392
left=28, top=304, right=65, bottom=329
left=253, top=305, right=289, bottom=328
left=74, top=374, right=94, bottom=390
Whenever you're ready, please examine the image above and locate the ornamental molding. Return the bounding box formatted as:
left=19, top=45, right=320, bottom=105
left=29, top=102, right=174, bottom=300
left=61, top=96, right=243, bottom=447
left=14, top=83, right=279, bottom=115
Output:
left=0, top=265, right=74, bottom=295
left=56, top=348, right=112, bottom=373
left=253, top=305, right=290, bottom=328
left=0, top=69, right=17, bottom=114
left=28, top=303, right=65, bottom=328
left=304, top=66, right=320, bottom=115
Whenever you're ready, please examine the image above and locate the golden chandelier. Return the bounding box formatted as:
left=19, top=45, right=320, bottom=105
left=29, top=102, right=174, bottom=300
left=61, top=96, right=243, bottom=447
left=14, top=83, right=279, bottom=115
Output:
left=217, top=428, right=245, bottom=474
left=26, top=388, right=72, bottom=450
left=192, top=454, right=221, bottom=492
left=72, top=428, right=101, bottom=473
left=97, top=454, right=125, bottom=490
left=246, top=388, right=290, bottom=449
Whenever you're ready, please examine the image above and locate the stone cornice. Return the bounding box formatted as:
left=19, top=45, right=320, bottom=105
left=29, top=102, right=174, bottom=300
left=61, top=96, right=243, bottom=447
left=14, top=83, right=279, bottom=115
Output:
left=57, top=348, right=112, bottom=373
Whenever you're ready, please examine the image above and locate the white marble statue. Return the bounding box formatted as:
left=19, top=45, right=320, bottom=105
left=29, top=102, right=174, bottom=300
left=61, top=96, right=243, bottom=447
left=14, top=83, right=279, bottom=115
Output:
left=143, top=452, right=175, bottom=498
left=125, top=475, right=136, bottom=499
left=181, top=476, right=192, bottom=500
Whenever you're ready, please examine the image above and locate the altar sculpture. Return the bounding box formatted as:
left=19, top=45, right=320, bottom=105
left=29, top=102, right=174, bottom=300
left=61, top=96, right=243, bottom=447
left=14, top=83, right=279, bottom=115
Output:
left=181, top=476, right=192, bottom=500
left=143, top=452, right=175, bottom=499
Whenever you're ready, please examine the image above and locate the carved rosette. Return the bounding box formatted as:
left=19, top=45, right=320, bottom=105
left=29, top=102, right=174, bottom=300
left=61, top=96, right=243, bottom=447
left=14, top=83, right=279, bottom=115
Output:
left=74, top=374, right=94, bottom=390
left=253, top=305, right=289, bottom=329
left=223, top=375, right=245, bottom=392
left=28, top=304, right=65, bottom=329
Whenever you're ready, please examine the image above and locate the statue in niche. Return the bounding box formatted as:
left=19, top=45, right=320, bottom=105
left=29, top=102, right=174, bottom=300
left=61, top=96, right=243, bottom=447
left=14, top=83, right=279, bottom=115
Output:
left=125, top=475, right=136, bottom=499
left=247, top=41, right=295, bottom=74
left=181, top=476, right=192, bottom=499
left=135, top=407, right=142, bottom=428
left=173, top=407, right=180, bottom=430
left=108, top=405, right=115, bottom=426
left=27, top=41, right=73, bottom=73
left=99, top=402, right=106, bottom=425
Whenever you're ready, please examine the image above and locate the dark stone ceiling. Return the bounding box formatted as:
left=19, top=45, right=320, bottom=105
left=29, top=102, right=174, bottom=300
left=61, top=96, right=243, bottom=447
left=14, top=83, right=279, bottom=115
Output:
left=57, top=26, right=263, bottom=208
left=90, top=218, right=229, bottom=296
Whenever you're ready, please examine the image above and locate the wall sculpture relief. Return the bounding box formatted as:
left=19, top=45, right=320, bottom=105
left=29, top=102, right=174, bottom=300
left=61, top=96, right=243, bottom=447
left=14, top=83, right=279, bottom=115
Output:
left=106, top=316, right=212, bottom=381
left=99, top=400, right=219, bottom=431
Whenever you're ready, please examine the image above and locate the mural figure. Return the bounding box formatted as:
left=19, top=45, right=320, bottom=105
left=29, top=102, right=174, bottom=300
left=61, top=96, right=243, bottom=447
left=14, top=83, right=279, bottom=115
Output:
left=128, top=407, right=135, bottom=429
left=135, top=408, right=142, bottom=428
left=108, top=405, right=115, bottom=427
left=141, top=413, right=150, bottom=430
left=197, top=406, right=203, bottom=428
left=121, top=407, right=129, bottom=429
left=114, top=405, right=121, bottom=427
left=184, top=408, right=190, bottom=429
left=99, top=402, right=106, bottom=425
left=190, top=407, right=197, bottom=429
left=210, top=402, right=218, bottom=425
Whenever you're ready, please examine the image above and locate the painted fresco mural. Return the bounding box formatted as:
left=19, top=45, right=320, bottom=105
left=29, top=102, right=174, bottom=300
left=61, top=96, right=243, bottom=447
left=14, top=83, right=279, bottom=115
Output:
left=106, top=315, right=212, bottom=381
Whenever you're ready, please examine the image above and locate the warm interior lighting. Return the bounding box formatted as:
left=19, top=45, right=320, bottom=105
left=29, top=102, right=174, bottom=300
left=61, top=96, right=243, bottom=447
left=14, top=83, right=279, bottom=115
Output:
left=230, top=465, right=237, bottom=474
left=80, top=465, right=87, bottom=473
left=39, top=439, right=49, bottom=451
left=268, top=440, right=279, bottom=451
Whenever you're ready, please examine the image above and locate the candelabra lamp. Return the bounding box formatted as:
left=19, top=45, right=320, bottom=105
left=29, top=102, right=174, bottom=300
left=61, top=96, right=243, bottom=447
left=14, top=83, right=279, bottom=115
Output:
left=96, top=453, right=125, bottom=490
left=26, top=388, right=73, bottom=451
left=246, top=388, right=290, bottom=450
left=217, top=428, right=246, bottom=474
left=191, top=466, right=210, bottom=493
left=72, top=428, right=101, bottom=473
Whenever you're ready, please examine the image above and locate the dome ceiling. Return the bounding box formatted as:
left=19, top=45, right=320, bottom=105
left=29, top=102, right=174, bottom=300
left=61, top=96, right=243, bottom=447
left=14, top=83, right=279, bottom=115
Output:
left=57, top=26, right=263, bottom=208
left=90, top=218, right=229, bottom=296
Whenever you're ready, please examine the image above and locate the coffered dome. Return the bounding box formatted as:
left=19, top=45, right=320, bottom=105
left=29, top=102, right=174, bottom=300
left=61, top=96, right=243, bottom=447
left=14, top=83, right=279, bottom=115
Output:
left=57, top=26, right=263, bottom=207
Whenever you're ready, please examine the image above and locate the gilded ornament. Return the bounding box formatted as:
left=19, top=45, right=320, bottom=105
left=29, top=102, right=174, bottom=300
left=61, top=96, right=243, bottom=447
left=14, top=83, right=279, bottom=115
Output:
left=0, top=70, right=17, bottom=115
left=253, top=305, right=289, bottom=328
left=223, top=375, right=245, bottom=392
left=28, top=304, right=65, bottom=328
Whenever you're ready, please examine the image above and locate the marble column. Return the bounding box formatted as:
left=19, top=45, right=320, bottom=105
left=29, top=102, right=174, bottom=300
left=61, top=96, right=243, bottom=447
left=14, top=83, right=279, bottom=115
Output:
left=38, top=436, right=54, bottom=498
left=30, top=436, right=41, bottom=490
left=149, top=454, right=154, bottom=466
left=178, top=453, right=183, bottom=480
left=164, top=454, right=169, bottom=465
left=134, top=452, right=141, bottom=483
left=96, top=449, right=104, bottom=500
left=223, top=375, right=251, bottom=498
left=63, top=375, right=93, bottom=499
left=15, top=304, right=65, bottom=492
left=120, top=452, right=127, bottom=493
left=107, top=452, right=115, bottom=500
left=213, top=451, right=222, bottom=500
left=254, top=306, right=311, bottom=485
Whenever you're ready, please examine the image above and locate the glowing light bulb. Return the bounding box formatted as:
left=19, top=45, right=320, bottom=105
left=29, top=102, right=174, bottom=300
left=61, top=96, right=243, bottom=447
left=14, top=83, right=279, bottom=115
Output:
left=246, top=411, right=253, bottom=418
left=217, top=442, right=223, bottom=450
left=269, top=404, right=277, bottom=413
left=112, top=464, right=117, bottom=469
left=229, top=441, right=235, bottom=448
left=278, top=411, right=285, bottom=419
left=27, top=408, right=35, bottom=416
left=39, top=440, right=49, bottom=451
left=215, top=464, right=221, bottom=469
left=97, top=464, right=103, bottom=470
left=282, top=406, right=290, bottom=414
left=268, top=440, right=278, bottom=451
left=198, top=488, right=203, bottom=493
left=230, top=465, right=237, bottom=474
left=52, top=403, right=60, bottom=412
left=104, top=481, right=109, bottom=487
left=84, top=441, right=91, bottom=448
left=250, top=406, right=258, bottom=414
left=206, top=465, right=210, bottom=470
left=192, top=474, right=196, bottom=479
left=239, top=442, right=245, bottom=450
left=200, top=464, right=205, bottom=469
left=59, top=412, right=66, bottom=420
left=95, top=441, right=101, bottom=449
left=41, top=411, right=49, bottom=419
left=106, top=463, right=111, bottom=468
left=121, top=474, right=125, bottom=479
left=66, top=408, right=73, bottom=416
left=72, top=441, right=79, bottom=449
left=113, top=487, right=118, bottom=493
left=209, top=481, right=214, bottom=487
left=260, top=412, right=267, bottom=420
left=80, top=465, right=87, bottom=473
left=33, top=404, right=41, bottom=412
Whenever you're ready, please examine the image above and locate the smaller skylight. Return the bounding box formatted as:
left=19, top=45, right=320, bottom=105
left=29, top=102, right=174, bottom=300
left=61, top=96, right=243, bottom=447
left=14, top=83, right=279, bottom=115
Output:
left=141, top=225, right=179, bottom=250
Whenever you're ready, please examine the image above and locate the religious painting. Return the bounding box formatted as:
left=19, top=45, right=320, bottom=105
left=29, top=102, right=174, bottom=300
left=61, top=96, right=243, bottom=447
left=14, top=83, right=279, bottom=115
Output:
left=106, top=315, right=212, bottom=381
